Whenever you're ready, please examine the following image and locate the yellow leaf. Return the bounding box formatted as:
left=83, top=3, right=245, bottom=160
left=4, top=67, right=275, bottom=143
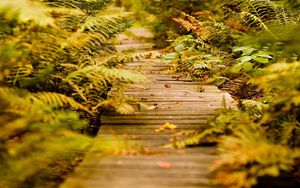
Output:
left=155, top=123, right=177, bottom=133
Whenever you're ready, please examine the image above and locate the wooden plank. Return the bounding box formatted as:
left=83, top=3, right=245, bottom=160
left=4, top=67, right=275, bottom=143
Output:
left=127, top=104, right=231, bottom=112
left=99, top=123, right=208, bottom=129
left=127, top=88, right=222, bottom=92
left=64, top=177, right=217, bottom=188
left=125, top=88, right=225, bottom=93
left=130, top=98, right=226, bottom=102
left=71, top=168, right=211, bottom=178
left=101, top=119, right=208, bottom=125
left=125, top=65, right=169, bottom=70
left=125, top=88, right=226, bottom=92
left=101, top=115, right=212, bottom=120
left=103, top=111, right=216, bottom=116
left=99, top=129, right=197, bottom=135
left=126, top=92, right=225, bottom=96
left=105, top=108, right=220, bottom=113
left=115, top=43, right=154, bottom=52
left=153, top=81, right=203, bottom=85
left=86, top=147, right=218, bottom=157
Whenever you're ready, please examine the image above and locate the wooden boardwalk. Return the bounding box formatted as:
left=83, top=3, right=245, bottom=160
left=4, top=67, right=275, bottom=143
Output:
left=61, top=29, right=235, bottom=188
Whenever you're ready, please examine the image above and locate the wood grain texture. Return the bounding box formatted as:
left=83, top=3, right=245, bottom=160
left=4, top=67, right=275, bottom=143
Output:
left=61, top=29, right=235, bottom=188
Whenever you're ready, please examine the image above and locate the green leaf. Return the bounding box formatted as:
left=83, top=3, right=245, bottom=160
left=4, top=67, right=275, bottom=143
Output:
left=252, top=52, right=273, bottom=59
left=207, top=76, right=230, bottom=87
left=162, top=59, right=173, bottom=64
left=232, top=62, right=253, bottom=73
left=237, top=56, right=253, bottom=63
left=164, top=53, right=179, bottom=60
left=254, top=57, right=270, bottom=64
left=233, top=46, right=256, bottom=56
left=233, top=46, right=253, bottom=52
left=174, top=44, right=185, bottom=52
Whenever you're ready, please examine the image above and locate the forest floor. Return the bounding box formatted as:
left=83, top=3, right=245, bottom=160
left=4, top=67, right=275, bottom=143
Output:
left=60, top=28, right=236, bottom=188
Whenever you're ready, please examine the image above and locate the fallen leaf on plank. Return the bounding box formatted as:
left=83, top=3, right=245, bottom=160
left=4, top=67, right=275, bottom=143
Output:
left=155, top=123, right=178, bottom=133
left=157, top=161, right=172, bottom=169
left=164, top=84, right=171, bottom=88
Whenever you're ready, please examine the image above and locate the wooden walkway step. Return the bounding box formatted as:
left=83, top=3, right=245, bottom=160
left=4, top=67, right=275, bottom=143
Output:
left=61, top=29, right=235, bottom=188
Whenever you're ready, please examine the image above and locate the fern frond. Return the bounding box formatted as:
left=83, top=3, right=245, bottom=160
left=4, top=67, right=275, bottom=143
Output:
left=0, top=87, right=92, bottom=116
left=254, top=61, right=300, bottom=92
left=172, top=129, right=216, bottom=148
left=46, top=0, right=112, bottom=13
left=60, top=63, right=80, bottom=70
left=212, top=125, right=300, bottom=188
left=96, top=98, right=135, bottom=115
left=67, top=65, right=149, bottom=85
left=240, top=11, right=275, bottom=37
left=5, top=64, right=34, bottom=85
left=115, top=102, right=135, bottom=115
left=241, top=99, right=268, bottom=118
left=63, top=79, right=88, bottom=102
left=63, top=14, right=130, bottom=57
left=32, top=92, right=93, bottom=114
left=99, top=66, right=149, bottom=84
left=172, top=16, right=209, bottom=39
left=226, top=0, right=296, bottom=36
left=172, top=12, right=235, bottom=50
left=98, top=86, right=136, bottom=115
left=0, top=87, right=52, bottom=120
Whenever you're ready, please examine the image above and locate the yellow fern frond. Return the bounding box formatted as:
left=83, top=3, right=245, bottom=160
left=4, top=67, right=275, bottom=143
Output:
left=115, top=102, right=135, bottom=115
left=32, top=92, right=93, bottom=115
left=173, top=12, right=209, bottom=38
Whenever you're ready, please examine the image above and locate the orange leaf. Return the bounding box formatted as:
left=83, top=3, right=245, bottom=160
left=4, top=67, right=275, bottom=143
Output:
left=157, top=161, right=172, bottom=169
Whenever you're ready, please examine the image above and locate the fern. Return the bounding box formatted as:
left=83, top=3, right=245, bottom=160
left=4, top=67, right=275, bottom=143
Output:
left=241, top=99, right=268, bottom=118
left=0, top=0, right=136, bottom=186
left=253, top=61, right=300, bottom=145
left=46, top=0, right=111, bottom=12
left=254, top=62, right=300, bottom=92
left=1, top=0, right=145, bottom=117
left=212, top=125, right=300, bottom=188
left=97, top=66, right=149, bottom=83
left=95, top=86, right=136, bottom=114
left=0, top=87, right=92, bottom=121
left=0, top=87, right=47, bottom=121
left=64, top=64, right=148, bottom=106
left=224, top=0, right=296, bottom=37
left=172, top=109, right=251, bottom=148
left=173, top=12, right=210, bottom=48
left=153, top=1, right=300, bottom=187
left=32, top=92, right=93, bottom=114
left=173, top=11, right=237, bottom=52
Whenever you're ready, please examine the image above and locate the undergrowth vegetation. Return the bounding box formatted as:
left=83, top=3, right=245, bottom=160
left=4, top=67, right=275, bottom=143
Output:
left=142, top=0, right=300, bottom=187
left=1, top=0, right=300, bottom=187
left=139, top=0, right=222, bottom=48
left=0, top=0, right=147, bottom=187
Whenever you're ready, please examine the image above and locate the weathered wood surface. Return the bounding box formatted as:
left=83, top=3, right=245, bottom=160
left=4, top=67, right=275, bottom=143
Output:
left=61, top=28, right=235, bottom=188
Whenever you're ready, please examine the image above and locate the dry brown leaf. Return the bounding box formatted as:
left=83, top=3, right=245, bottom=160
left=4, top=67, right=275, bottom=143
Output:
left=164, top=84, right=171, bottom=88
